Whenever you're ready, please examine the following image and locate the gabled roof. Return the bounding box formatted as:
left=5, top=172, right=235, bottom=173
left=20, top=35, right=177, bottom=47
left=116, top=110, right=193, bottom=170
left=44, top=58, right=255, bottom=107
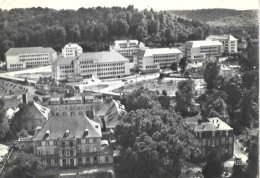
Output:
left=33, top=115, right=102, bottom=141
left=53, top=56, right=76, bottom=65
left=62, top=43, right=82, bottom=49
left=28, top=102, right=50, bottom=119
left=5, top=47, right=56, bottom=56
left=136, top=48, right=182, bottom=57
left=93, top=99, right=125, bottom=128
left=206, top=34, right=238, bottom=41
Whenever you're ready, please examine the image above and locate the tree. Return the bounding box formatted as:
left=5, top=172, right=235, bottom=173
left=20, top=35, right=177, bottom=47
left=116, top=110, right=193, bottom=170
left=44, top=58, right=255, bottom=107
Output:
left=171, top=62, right=178, bottom=71
left=0, top=99, right=9, bottom=142
left=16, top=129, right=29, bottom=138
left=4, top=152, right=44, bottom=178
left=203, top=59, right=220, bottom=90
left=115, top=109, right=198, bottom=178
left=245, top=134, right=259, bottom=178
left=162, top=89, right=167, bottom=96
left=175, top=79, right=199, bottom=117
left=179, top=57, right=187, bottom=75
left=202, top=152, right=224, bottom=178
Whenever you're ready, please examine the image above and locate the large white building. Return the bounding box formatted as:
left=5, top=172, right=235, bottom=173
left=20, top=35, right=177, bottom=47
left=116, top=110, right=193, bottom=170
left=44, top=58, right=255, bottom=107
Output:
left=5, top=47, right=57, bottom=71
left=185, top=41, right=223, bottom=62
left=52, top=51, right=130, bottom=81
left=134, top=48, right=183, bottom=73
left=62, top=43, right=83, bottom=57
left=110, top=40, right=147, bottom=59
left=206, top=34, right=238, bottom=54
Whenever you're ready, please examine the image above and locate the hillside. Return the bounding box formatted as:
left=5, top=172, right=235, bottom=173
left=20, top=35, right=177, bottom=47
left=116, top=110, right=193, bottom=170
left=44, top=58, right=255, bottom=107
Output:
left=167, top=9, right=257, bottom=23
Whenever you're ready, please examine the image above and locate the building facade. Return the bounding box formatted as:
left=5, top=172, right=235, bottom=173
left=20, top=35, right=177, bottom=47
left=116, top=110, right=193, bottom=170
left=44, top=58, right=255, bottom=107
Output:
left=62, top=43, right=83, bottom=57
left=206, top=34, right=238, bottom=54
left=32, top=115, right=113, bottom=168
left=185, top=41, right=223, bottom=62
left=110, top=40, right=147, bottom=59
left=134, top=48, right=183, bottom=73
left=42, top=93, right=103, bottom=119
left=52, top=51, right=130, bottom=81
left=5, top=47, right=57, bottom=71
left=186, top=117, right=234, bottom=160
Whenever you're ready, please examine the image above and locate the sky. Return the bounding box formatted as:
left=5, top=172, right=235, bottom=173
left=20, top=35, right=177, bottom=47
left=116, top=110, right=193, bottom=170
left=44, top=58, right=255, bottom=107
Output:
left=0, top=0, right=259, bottom=11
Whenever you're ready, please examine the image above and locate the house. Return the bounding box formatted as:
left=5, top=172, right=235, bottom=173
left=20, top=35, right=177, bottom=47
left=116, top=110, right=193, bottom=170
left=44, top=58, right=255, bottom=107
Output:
left=31, top=115, right=113, bottom=168
left=1, top=95, right=21, bottom=108
left=186, top=117, right=234, bottom=160
left=35, top=77, right=52, bottom=92
left=62, top=43, right=83, bottom=57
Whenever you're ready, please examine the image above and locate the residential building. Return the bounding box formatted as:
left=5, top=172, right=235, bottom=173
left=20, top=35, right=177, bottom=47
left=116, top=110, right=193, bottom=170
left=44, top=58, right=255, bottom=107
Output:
left=186, top=117, right=234, bottom=160
left=35, top=77, right=52, bottom=92
left=206, top=34, right=238, bottom=53
left=110, top=40, right=147, bottom=59
left=18, top=101, right=50, bottom=133
left=32, top=115, right=113, bottom=167
left=185, top=41, right=223, bottom=61
left=5, top=47, right=57, bottom=71
left=62, top=43, right=83, bottom=57
left=42, top=93, right=103, bottom=119
left=134, top=48, right=183, bottom=73
left=93, top=97, right=126, bottom=132
left=52, top=51, right=130, bottom=82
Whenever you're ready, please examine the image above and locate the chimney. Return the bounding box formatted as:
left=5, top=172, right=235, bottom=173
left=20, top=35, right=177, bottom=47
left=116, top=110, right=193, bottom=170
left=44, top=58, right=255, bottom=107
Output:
left=22, top=94, right=28, bottom=104
left=95, top=125, right=99, bottom=129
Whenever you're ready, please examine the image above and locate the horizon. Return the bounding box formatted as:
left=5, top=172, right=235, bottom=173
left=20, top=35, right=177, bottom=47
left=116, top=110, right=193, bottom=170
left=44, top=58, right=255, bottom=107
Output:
left=0, top=0, right=259, bottom=11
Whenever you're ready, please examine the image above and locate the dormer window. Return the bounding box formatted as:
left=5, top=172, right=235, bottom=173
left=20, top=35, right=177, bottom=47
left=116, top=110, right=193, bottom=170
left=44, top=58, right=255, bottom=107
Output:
left=65, top=129, right=69, bottom=137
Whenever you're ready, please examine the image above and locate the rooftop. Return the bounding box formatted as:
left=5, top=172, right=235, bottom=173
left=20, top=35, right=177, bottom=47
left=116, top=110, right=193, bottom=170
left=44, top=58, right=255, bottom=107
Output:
left=186, top=117, right=233, bottom=132
left=53, top=56, right=76, bottom=65
left=33, top=115, right=102, bottom=140
left=185, top=40, right=223, bottom=48
left=93, top=98, right=125, bottom=129
left=206, top=34, right=238, bottom=41
left=27, top=102, right=50, bottom=120
left=78, top=51, right=129, bottom=63
left=5, top=47, right=56, bottom=56
left=136, top=47, right=183, bottom=57
left=62, top=43, right=82, bottom=49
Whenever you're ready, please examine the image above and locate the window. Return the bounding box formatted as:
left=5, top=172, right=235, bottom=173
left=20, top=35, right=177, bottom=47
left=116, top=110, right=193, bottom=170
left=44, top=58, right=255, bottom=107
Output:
left=38, top=141, right=42, bottom=146
left=69, top=142, right=73, bottom=147
left=105, top=156, right=109, bottom=163
left=55, top=159, right=58, bottom=164
left=89, top=138, right=93, bottom=144
left=86, top=157, right=90, bottom=163
left=78, top=148, right=81, bottom=153
left=77, top=139, right=81, bottom=145
left=93, top=156, right=98, bottom=162
left=62, top=150, right=66, bottom=156
left=62, top=142, right=66, bottom=147
left=86, top=147, right=90, bottom=152
left=70, top=150, right=74, bottom=156
left=46, top=149, right=50, bottom=155
left=93, top=138, right=97, bottom=143
left=78, top=158, right=82, bottom=164
left=54, top=141, right=57, bottom=146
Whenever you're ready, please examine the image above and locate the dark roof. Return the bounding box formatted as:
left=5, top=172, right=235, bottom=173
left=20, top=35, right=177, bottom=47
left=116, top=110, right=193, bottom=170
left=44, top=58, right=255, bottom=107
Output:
left=33, top=115, right=102, bottom=141
left=5, top=47, right=56, bottom=56
left=78, top=51, right=129, bottom=63
left=74, top=86, right=80, bottom=90
left=27, top=102, right=50, bottom=119
left=53, top=56, right=76, bottom=65
left=36, top=77, right=52, bottom=85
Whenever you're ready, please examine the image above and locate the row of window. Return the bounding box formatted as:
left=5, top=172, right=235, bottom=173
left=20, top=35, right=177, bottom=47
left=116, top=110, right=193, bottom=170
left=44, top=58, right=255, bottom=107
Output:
left=97, top=71, right=125, bottom=76
left=146, top=65, right=157, bottom=69
left=26, top=61, right=49, bottom=65
left=19, top=53, right=49, bottom=57
left=201, top=137, right=233, bottom=146
left=80, top=60, right=94, bottom=64
left=60, top=65, right=73, bottom=69
left=50, top=105, right=92, bottom=111
left=9, top=63, right=23, bottom=67
left=153, top=55, right=176, bottom=59
left=154, top=59, right=176, bottom=63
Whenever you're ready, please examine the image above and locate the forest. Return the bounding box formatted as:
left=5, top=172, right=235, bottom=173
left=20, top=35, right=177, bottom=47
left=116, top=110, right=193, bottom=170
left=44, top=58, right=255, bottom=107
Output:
left=0, top=6, right=257, bottom=61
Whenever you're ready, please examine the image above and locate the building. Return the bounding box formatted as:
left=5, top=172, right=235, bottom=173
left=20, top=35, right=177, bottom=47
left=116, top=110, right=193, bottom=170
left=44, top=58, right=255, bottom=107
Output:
left=5, top=47, right=57, bottom=71
left=206, top=34, right=238, bottom=54
left=134, top=48, right=183, bottom=73
left=185, top=41, right=223, bottom=62
left=1, top=95, right=21, bottom=108
left=52, top=51, right=130, bottom=82
left=32, top=115, right=113, bottom=167
left=93, top=97, right=126, bottom=132
left=62, top=43, right=83, bottom=57
left=186, top=117, right=234, bottom=160
left=42, top=93, right=103, bottom=119
left=110, top=40, right=147, bottom=59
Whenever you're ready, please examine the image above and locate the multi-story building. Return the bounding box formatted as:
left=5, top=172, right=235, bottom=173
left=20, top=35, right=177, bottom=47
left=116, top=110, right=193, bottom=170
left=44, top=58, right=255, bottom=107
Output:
left=5, top=47, right=57, bottom=71
left=52, top=51, right=130, bottom=82
left=62, top=43, right=83, bottom=57
left=110, top=40, right=147, bottom=59
left=185, top=41, right=223, bottom=62
left=42, top=93, right=103, bottom=119
left=206, top=34, right=238, bottom=54
left=186, top=117, right=234, bottom=160
left=32, top=115, right=113, bottom=167
left=134, top=48, right=183, bottom=73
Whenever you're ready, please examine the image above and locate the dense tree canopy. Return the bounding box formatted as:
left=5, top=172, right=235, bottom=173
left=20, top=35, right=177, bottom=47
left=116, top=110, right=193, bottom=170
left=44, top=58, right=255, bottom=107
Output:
left=115, top=108, right=198, bottom=178
left=203, top=59, right=220, bottom=90
left=0, top=99, right=9, bottom=142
